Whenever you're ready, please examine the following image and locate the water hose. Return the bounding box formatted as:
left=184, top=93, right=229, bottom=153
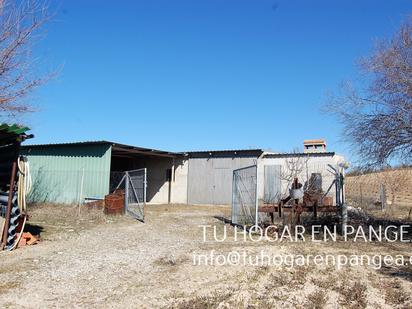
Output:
left=5, top=157, right=31, bottom=251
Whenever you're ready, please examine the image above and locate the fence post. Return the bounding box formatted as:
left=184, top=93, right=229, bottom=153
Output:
left=143, top=168, right=147, bottom=204
left=78, top=167, right=85, bottom=216
left=341, top=173, right=347, bottom=233
left=231, top=171, right=236, bottom=224
left=359, top=182, right=363, bottom=207
left=254, top=164, right=259, bottom=227
left=380, top=183, right=386, bottom=211
left=125, top=172, right=129, bottom=213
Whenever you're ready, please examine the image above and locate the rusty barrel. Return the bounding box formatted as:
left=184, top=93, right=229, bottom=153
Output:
left=104, top=190, right=125, bottom=215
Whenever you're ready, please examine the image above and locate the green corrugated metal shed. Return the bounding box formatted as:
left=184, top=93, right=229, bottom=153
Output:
left=20, top=142, right=112, bottom=204
left=0, top=123, right=30, bottom=135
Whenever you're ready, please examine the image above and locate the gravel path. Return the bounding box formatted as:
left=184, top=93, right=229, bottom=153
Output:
left=0, top=204, right=411, bottom=308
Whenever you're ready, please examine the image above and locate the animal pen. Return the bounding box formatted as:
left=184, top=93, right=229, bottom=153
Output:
left=231, top=160, right=347, bottom=231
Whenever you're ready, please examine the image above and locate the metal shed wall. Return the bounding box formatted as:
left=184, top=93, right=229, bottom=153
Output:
left=187, top=155, right=259, bottom=205
left=21, top=143, right=112, bottom=204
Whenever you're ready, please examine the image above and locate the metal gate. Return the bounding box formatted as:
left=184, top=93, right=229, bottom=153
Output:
left=231, top=165, right=258, bottom=226
left=115, top=168, right=146, bottom=222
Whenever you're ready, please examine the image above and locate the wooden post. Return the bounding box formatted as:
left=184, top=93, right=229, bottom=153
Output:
left=1, top=162, right=17, bottom=249
left=360, top=183, right=363, bottom=207
left=278, top=200, right=282, bottom=218
left=380, top=184, right=386, bottom=211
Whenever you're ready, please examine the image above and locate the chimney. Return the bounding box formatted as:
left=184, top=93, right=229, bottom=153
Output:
left=304, top=139, right=326, bottom=153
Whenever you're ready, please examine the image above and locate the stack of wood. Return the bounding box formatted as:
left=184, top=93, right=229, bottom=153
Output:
left=17, top=232, right=39, bottom=248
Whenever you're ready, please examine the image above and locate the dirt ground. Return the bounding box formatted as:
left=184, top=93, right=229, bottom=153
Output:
left=1, top=204, right=412, bottom=308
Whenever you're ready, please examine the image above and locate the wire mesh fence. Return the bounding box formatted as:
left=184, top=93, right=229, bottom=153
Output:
left=345, top=168, right=412, bottom=221
left=231, top=165, right=257, bottom=226
left=110, top=172, right=124, bottom=193
left=112, top=169, right=146, bottom=221
left=126, top=169, right=146, bottom=221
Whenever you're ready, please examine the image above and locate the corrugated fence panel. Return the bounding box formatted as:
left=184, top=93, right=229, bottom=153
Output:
left=264, top=165, right=281, bottom=203
left=20, top=143, right=112, bottom=204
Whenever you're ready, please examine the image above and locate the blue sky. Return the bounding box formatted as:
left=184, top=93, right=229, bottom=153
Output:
left=27, top=0, right=411, bottom=160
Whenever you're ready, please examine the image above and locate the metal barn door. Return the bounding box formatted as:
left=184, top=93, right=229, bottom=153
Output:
left=213, top=168, right=232, bottom=205
left=125, top=168, right=146, bottom=222
left=264, top=165, right=281, bottom=203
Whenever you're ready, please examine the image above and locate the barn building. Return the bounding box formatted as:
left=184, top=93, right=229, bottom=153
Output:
left=21, top=140, right=344, bottom=206
left=21, top=141, right=187, bottom=204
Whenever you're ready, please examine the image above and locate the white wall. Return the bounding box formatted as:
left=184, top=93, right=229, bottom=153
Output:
left=171, top=158, right=188, bottom=204
left=135, top=157, right=189, bottom=204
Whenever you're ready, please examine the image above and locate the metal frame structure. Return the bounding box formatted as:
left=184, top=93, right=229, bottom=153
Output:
left=115, top=168, right=147, bottom=222
left=231, top=159, right=347, bottom=232
left=231, top=165, right=258, bottom=226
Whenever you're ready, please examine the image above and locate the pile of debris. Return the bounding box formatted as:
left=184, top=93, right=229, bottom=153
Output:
left=86, top=190, right=125, bottom=215
left=0, top=124, right=36, bottom=251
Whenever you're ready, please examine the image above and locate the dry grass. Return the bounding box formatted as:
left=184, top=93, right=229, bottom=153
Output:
left=1, top=204, right=412, bottom=308
left=305, top=289, right=328, bottom=309
left=0, top=282, right=20, bottom=296
left=24, top=203, right=144, bottom=249
left=265, top=271, right=291, bottom=289
left=246, top=265, right=270, bottom=282
left=338, top=281, right=368, bottom=308
left=383, top=279, right=410, bottom=306
left=291, top=266, right=310, bottom=286
left=311, top=273, right=338, bottom=290
left=154, top=254, right=189, bottom=267
left=165, top=290, right=233, bottom=309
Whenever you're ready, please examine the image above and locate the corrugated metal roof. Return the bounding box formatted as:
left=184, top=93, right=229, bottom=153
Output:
left=186, top=149, right=264, bottom=154
left=0, top=123, right=32, bottom=145
left=263, top=152, right=335, bottom=158
left=111, top=142, right=184, bottom=158
left=21, top=141, right=336, bottom=159
left=0, top=123, right=30, bottom=135
left=22, top=140, right=184, bottom=158
left=187, top=149, right=264, bottom=158
left=22, top=140, right=109, bottom=147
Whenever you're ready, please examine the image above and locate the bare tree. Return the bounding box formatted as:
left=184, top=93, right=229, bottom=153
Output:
left=381, top=167, right=411, bottom=208
left=280, top=149, right=310, bottom=197
left=0, top=0, right=50, bottom=120
left=326, top=17, right=412, bottom=167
